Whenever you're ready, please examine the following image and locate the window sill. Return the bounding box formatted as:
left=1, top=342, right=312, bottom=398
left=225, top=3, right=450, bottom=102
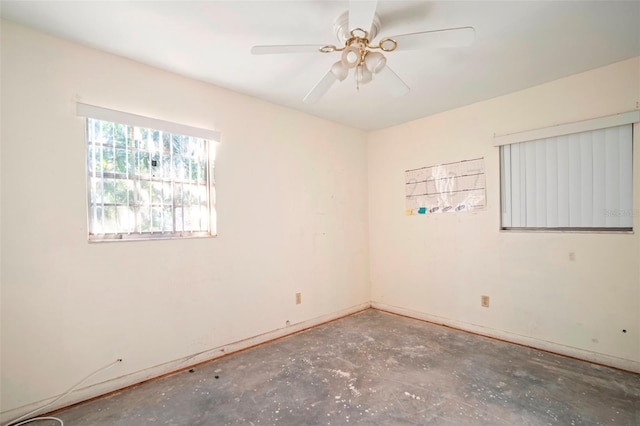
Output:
left=88, top=232, right=217, bottom=243
left=500, top=228, right=634, bottom=235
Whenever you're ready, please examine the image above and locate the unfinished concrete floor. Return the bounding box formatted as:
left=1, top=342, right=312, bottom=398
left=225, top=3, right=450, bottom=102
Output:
left=49, top=309, right=639, bottom=425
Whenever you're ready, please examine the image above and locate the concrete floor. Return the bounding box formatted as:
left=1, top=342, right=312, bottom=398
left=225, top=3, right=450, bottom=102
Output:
left=49, top=309, right=639, bottom=425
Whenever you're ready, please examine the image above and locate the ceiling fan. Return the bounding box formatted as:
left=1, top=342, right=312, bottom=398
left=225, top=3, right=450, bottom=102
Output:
left=251, top=0, right=475, bottom=103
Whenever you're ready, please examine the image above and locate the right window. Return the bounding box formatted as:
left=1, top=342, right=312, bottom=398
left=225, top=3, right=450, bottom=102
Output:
left=500, top=124, right=633, bottom=231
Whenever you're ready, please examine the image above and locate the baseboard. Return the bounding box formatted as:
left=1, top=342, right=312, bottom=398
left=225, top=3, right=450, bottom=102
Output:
left=1, top=302, right=371, bottom=424
left=371, top=302, right=640, bottom=374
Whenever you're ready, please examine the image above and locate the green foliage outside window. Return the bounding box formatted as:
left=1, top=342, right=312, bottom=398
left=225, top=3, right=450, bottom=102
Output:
left=87, top=118, right=210, bottom=239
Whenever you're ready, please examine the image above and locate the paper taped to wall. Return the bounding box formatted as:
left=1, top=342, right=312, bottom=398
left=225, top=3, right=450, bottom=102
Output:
left=405, top=157, right=486, bottom=215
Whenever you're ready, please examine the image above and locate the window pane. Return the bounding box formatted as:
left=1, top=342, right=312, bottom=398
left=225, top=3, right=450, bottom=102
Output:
left=187, top=206, right=206, bottom=231
left=134, top=127, right=145, bottom=149
left=137, top=151, right=150, bottom=176
left=175, top=207, right=184, bottom=232
left=88, top=118, right=101, bottom=142
left=183, top=158, right=192, bottom=181
left=163, top=207, right=174, bottom=232
left=138, top=180, right=151, bottom=204
left=103, top=181, right=115, bottom=204
left=162, top=182, right=173, bottom=204
left=116, top=206, right=134, bottom=233
left=196, top=162, right=206, bottom=183
left=137, top=206, right=151, bottom=233
left=90, top=177, right=102, bottom=203
left=162, top=155, right=172, bottom=179
left=162, top=132, right=171, bottom=154
left=174, top=184, right=183, bottom=205
left=87, top=117, right=213, bottom=239
left=150, top=130, right=161, bottom=153
left=115, top=149, right=128, bottom=174
left=151, top=182, right=163, bottom=205
left=172, top=134, right=181, bottom=155
left=183, top=207, right=195, bottom=231
left=151, top=207, right=163, bottom=232
left=199, top=185, right=208, bottom=206
left=115, top=180, right=130, bottom=204
left=93, top=206, right=103, bottom=232
left=103, top=148, right=115, bottom=173
left=114, top=123, right=128, bottom=147
left=102, top=206, right=117, bottom=233
left=100, top=121, right=115, bottom=145
left=88, top=145, right=102, bottom=174
left=173, top=156, right=184, bottom=181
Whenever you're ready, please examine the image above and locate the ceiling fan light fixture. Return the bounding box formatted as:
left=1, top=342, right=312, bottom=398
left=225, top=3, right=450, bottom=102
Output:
left=252, top=1, right=475, bottom=103
left=341, top=46, right=361, bottom=68
left=355, top=64, right=373, bottom=85
left=330, top=60, right=349, bottom=81
left=364, top=51, right=387, bottom=73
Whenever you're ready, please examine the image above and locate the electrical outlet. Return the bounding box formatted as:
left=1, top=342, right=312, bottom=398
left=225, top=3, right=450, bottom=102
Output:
left=481, top=295, right=490, bottom=308
left=569, top=252, right=576, bottom=261
left=295, top=292, right=302, bottom=305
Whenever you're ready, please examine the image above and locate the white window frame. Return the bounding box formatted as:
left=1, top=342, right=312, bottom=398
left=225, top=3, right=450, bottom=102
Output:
left=78, top=103, right=220, bottom=241
left=495, top=111, right=638, bottom=232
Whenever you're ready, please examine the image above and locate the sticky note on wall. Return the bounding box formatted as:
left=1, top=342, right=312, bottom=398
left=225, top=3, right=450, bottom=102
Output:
left=405, top=209, right=413, bottom=216
left=418, top=207, right=426, bottom=214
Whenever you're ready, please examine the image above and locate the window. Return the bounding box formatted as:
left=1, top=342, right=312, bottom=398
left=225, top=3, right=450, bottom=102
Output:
left=79, top=104, right=219, bottom=241
left=498, top=113, right=637, bottom=231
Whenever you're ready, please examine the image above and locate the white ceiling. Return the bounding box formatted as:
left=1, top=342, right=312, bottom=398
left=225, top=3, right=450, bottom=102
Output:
left=1, top=1, right=639, bottom=131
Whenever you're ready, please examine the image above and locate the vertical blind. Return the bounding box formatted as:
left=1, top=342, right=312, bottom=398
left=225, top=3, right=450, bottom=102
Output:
left=500, top=124, right=633, bottom=229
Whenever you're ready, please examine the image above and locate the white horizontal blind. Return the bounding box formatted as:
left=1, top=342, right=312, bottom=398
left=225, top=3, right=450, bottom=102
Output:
left=501, top=124, right=633, bottom=229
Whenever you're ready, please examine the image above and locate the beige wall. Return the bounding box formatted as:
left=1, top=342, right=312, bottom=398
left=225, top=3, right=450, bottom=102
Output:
left=0, top=20, right=369, bottom=417
left=368, top=57, right=640, bottom=372
left=2, top=17, right=639, bottom=421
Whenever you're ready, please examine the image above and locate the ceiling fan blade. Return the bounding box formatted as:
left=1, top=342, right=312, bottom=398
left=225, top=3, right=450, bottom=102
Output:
left=303, top=70, right=339, bottom=104
left=376, top=66, right=410, bottom=97
left=349, top=0, right=378, bottom=34
left=251, top=44, right=324, bottom=55
left=388, top=27, right=475, bottom=51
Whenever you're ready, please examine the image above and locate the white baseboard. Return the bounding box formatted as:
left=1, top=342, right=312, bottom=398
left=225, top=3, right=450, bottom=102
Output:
left=371, top=302, right=640, bottom=374
left=1, top=302, right=371, bottom=424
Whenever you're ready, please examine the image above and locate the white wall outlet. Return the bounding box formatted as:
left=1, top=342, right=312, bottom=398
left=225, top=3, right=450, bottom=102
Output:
left=295, top=292, right=302, bottom=305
